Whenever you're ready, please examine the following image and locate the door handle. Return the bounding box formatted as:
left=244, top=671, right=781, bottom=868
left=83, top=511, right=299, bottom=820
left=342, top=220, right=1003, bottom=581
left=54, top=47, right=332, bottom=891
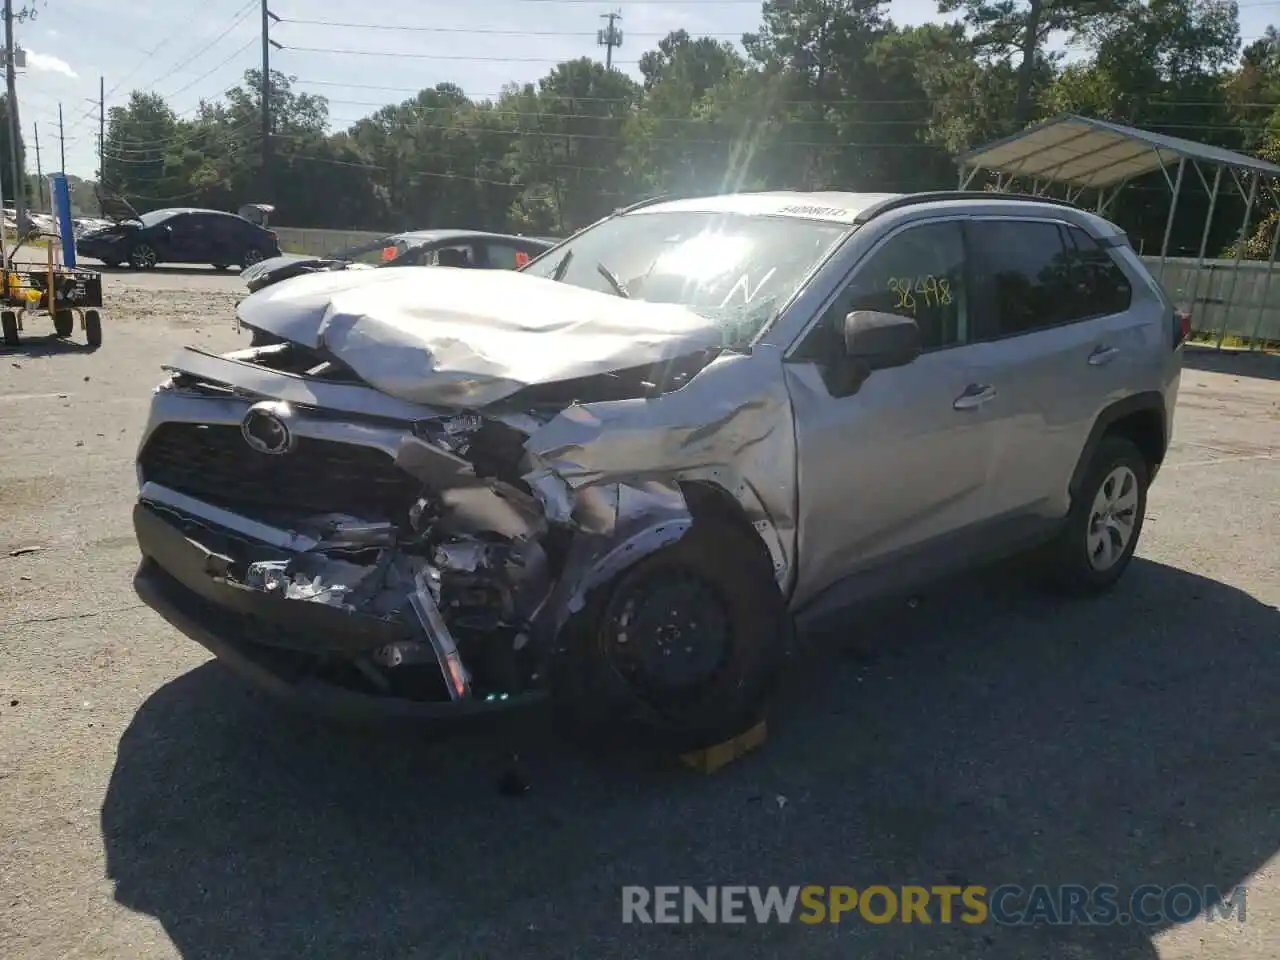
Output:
left=953, top=384, right=997, bottom=410
left=1088, top=345, right=1121, bottom=366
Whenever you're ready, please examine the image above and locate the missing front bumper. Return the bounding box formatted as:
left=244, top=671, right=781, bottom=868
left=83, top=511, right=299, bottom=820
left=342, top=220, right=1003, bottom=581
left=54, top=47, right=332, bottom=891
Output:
left=131, top=501, right=543, bottom=722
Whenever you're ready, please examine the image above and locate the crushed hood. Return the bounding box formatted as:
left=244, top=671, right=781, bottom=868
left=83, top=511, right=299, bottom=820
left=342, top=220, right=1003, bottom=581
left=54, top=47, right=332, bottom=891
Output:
left=234, top=266, right=727, bottom=408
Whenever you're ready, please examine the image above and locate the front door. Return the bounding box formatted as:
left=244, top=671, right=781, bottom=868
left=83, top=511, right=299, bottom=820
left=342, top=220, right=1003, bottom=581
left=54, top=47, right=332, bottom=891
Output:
left=785, top=220, right=1005, bottom=610
left=160, top=213, right=207, bottom=263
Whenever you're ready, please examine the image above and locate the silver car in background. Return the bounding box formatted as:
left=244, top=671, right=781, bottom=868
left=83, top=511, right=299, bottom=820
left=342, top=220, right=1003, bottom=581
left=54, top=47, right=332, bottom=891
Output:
left=131, top=190, right=1184, bottom=749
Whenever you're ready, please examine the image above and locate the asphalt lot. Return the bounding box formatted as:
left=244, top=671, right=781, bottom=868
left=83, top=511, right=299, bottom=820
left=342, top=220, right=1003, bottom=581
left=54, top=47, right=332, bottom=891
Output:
left=1, top=266, right=1278, bottom=960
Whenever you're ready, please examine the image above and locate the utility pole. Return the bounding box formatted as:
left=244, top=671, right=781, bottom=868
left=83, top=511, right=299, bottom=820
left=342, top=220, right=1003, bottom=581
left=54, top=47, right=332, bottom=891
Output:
left=32, top=117, right=41, bottom=210
left=260, top=1, right=281, bottom=201
left=56, top=100, right=63, bottom=171
left=4, top=1, right=26, bottom=231
left=597, top=11, right=622, bottom=70
left=98, top=75, right=104, bottom=213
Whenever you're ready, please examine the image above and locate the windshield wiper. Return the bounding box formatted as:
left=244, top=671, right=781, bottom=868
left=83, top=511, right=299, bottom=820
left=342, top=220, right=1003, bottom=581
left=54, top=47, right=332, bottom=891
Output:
left=551, top=249, right=574, bottom=282
left=596, top=261, right=630, bottom=298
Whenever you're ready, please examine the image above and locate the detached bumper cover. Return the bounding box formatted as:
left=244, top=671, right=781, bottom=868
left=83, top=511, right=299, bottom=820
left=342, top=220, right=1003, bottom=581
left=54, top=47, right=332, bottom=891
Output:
left=132, top=502, right=543, bottom=721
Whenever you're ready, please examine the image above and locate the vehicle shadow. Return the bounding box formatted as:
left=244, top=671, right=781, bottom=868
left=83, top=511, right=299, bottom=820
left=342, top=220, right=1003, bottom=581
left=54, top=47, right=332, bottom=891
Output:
left=1183, top=344, right=1280, bottom=382
left=85, top=262, right=236, bottom=277
left=0, top=332, right=100, bottom=356
left=101, top=558, right=1279, bottom=959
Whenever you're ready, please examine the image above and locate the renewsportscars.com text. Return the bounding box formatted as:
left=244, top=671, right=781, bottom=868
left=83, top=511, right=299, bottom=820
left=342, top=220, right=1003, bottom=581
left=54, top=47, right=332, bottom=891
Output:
left=621, top=884, right=1247, bottom=926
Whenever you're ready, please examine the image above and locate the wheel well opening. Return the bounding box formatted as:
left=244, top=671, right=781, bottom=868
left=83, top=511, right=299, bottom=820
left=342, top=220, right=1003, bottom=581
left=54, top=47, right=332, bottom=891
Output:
left=1105, top=408, right=1165, bottom=473
left=678, top=480, right=774, bottom=569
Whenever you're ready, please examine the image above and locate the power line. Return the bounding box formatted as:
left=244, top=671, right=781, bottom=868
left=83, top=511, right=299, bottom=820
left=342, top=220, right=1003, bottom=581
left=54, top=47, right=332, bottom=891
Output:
left=64, top=0, right=255, bottom=135
left=164, top=37, right=258, bottom=101
left=281, top=17, right=740, bottom=37
left=148, top=1, right=257, bottom=98
left=281, top=45, right=642, bottom=64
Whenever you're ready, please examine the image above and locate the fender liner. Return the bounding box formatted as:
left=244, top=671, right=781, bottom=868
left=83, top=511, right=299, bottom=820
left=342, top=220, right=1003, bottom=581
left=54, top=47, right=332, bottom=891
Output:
left=1067, top=391, right=1167, bottom=501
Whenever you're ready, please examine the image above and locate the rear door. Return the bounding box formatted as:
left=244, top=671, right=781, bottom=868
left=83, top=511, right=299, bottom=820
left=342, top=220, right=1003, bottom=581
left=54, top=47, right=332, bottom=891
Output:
left=206, top=214, right=243, bottom=265
left=962, top=218, right=1137, bottom=521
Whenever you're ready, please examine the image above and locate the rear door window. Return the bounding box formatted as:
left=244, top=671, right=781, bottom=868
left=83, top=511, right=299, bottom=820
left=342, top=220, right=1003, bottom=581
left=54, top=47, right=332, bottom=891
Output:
left=966, top=220, right=1077, bottom=340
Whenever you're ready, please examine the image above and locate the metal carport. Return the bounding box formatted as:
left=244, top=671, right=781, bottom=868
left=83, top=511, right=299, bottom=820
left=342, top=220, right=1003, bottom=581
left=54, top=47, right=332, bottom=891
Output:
left=957, top=114, right=1280, bottom=349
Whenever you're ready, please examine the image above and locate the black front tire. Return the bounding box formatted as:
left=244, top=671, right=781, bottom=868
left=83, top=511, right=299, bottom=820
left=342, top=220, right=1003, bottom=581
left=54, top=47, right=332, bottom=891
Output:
left=552, top=518, right=791, bottom=753
left=1045, top=435, right=1149, bottom=596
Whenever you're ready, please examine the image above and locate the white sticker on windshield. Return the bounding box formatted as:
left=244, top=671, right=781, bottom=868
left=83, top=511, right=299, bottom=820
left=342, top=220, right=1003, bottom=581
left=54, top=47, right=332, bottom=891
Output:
left=719, top=267, right=778, bottom=308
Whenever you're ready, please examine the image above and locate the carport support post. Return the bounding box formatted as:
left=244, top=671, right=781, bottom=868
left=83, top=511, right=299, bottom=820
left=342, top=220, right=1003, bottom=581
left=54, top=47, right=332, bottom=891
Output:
left=1158, top=157, right=1186, bottom=284
left=1216, top=171, right=1259, bottom=350
left=1187, top=165, right=1223, bottom=335
left=1246, top=212, right=1280, bottom=350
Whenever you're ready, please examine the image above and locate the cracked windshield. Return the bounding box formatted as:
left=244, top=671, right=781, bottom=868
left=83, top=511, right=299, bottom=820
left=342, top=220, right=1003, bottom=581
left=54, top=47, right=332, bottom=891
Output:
left=522, top=212, right=849, bottom=346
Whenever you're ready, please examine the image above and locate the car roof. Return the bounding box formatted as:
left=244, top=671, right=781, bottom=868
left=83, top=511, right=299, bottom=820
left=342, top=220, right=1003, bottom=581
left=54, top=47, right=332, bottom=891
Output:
left=631, top=192, right=900, bottom=225
left=627, top=190, right=1125, bottom=236
left=146, top=207, right=251, bottom=220
left=391, top=229, right=555, bottom=246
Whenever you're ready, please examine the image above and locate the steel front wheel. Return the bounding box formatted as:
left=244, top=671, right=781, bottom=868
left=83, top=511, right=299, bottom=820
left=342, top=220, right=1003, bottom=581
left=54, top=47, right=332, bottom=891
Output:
left=553, top=518, right=791, bottom=752
left=1047, top=436, right=1149, bottom=595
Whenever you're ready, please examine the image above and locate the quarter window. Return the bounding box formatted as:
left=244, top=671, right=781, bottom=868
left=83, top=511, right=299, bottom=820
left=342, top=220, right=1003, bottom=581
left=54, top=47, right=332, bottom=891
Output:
left=817, top=221, right=967, bottom=354
left=1062, top=225, right=1132, bottom=319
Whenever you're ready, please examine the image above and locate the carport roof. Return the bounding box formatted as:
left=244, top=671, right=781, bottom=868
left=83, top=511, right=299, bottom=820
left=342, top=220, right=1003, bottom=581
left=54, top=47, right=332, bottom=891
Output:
left=958, top=114, right=1280, bottom=189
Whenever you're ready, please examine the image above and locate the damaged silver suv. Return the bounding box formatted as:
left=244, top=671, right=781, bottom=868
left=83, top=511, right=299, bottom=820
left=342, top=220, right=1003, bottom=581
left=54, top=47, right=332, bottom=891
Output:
left=132, top=190, right=1184, bottom=748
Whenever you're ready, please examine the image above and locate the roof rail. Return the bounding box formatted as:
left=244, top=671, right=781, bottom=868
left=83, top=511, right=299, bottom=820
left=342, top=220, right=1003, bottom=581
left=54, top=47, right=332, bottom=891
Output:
left=853, top=191, right=1083, bottom=224
left=614, top=193, right=675, bottom=215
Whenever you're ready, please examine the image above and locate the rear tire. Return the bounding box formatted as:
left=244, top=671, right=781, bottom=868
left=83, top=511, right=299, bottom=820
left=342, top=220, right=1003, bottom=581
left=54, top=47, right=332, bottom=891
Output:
left=240, top=248, right=265, bottom=268
left=1044, top=436, right=1148, bottom=595
left=53, top=309, right=74, bottom=338
left=1, top=309, right=17, bottom=346
left=552, top=517, right=791, bottom=753
left=84, top=310, right=102, bottom=348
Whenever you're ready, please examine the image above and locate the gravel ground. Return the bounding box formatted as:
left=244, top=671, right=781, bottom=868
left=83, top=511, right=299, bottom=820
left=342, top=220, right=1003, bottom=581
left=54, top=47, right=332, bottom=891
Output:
left=1, top=267, right=1278, bottom=960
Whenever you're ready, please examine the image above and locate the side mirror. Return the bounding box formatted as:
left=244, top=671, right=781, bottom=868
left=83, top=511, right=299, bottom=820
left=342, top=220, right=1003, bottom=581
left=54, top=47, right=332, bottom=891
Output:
left=843, top=310, right=921, bottom=370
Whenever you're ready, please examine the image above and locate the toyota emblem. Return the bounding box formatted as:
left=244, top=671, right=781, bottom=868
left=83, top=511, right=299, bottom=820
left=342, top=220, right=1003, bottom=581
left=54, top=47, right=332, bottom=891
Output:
left=241, top=400, right=296, bottom=455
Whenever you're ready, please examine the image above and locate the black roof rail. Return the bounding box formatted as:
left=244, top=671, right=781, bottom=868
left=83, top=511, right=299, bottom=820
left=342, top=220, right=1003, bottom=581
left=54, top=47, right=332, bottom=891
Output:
left=853, top=191, right=1084, bottom=224
left=613, top=193, right=676, bottom=215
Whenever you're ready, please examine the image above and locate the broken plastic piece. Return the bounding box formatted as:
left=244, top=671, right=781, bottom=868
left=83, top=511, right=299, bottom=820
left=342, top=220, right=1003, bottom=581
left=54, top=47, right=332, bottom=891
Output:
left=407, top=567, right=472, bottom=700
left=524, top=465, right=575, bottom=524
left=434, top=540, right=490, bottom=573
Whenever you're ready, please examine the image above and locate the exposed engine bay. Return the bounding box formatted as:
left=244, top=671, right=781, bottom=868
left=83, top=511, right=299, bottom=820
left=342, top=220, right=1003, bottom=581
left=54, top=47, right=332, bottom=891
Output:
left=134, top=333, right=790, bottom=710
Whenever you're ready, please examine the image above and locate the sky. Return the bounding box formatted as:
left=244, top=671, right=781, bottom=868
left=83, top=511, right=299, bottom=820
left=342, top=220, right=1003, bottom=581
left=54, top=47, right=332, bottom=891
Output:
left=13, top=0, right=1280, bottom=181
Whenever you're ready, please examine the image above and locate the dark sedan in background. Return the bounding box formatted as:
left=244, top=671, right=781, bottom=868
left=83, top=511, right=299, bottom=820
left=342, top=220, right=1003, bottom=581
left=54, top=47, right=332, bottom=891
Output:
left=77, top=207, right=281, bottom=270
left=240, top=229, right=557, bottom=292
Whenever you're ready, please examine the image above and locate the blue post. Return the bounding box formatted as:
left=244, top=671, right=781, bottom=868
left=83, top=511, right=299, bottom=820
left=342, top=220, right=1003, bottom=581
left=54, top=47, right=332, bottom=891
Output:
left=50, top=173, right=76, bottom=268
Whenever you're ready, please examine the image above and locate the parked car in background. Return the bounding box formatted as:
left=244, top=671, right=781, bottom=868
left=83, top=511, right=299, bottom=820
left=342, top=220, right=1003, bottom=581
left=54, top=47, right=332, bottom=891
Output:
left=76, top=207, right=281, bottom=270
left=240, top=229, right=556, bottom=292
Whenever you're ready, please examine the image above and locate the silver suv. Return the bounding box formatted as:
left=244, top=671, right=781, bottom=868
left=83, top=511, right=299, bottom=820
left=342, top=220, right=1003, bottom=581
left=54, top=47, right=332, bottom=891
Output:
left=132, top=191, right=1184, bottom=748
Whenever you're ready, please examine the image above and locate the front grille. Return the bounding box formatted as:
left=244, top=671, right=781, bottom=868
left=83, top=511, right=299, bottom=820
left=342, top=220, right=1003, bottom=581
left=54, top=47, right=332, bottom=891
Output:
left=139, top=422, right=421, bottom=521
